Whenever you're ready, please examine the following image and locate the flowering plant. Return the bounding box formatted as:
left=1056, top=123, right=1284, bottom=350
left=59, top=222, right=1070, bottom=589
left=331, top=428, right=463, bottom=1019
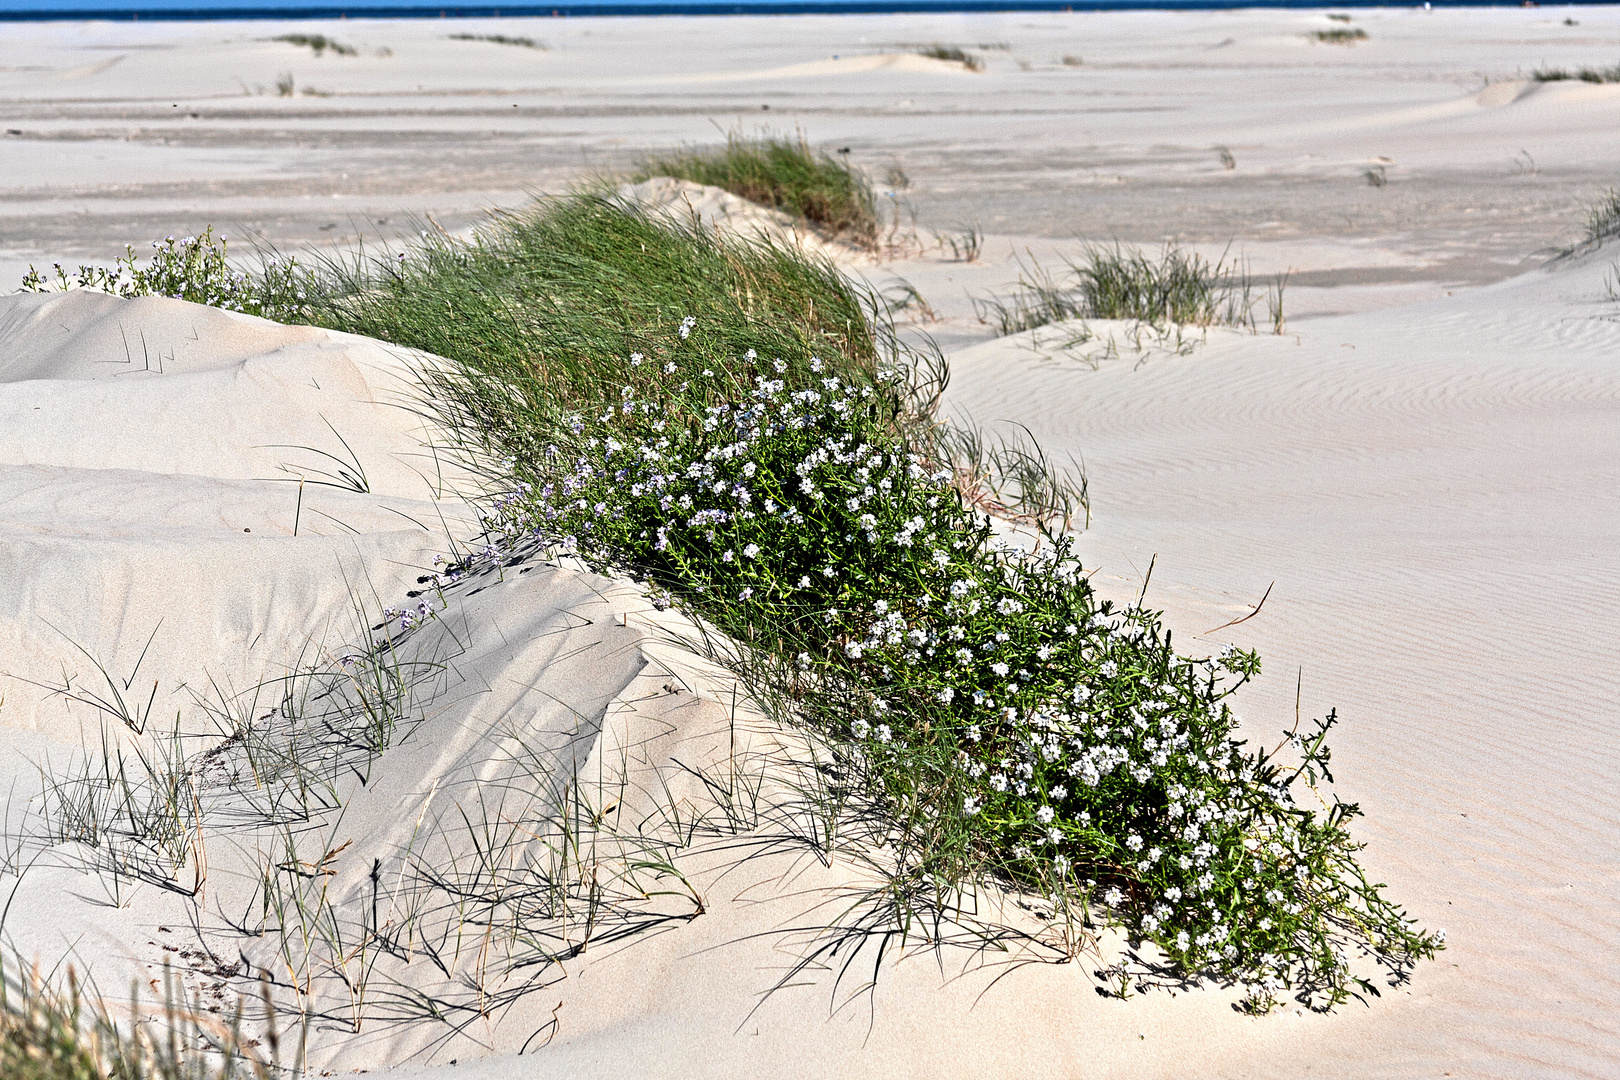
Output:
left=21, top=227, right=311, bottom=320
left=462, top=325, right=1440, bottom=1009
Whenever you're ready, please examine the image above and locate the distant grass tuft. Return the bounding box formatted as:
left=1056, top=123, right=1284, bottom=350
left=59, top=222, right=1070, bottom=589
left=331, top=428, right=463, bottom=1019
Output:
left=448, top=32, right=548, bottom=49
left=1309, top=28, right=1368, bottom=44
left=1531, top=62, right=1620, bottom=83
left=917, top=44, right=983, bottom=71
left=976, top=244, right=1272, bottom=336
left=632, top=132, right=879, bottom=248
left=271, top=33, right=356, bottom=57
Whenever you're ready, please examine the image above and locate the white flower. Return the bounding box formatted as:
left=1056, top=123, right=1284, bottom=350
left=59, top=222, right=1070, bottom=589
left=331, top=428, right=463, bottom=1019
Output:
left=1036, top=805, right=1055, bottom=825
left=962, top=796, right=981, bottom=816
left=876, top=724, right=892, bottom=744
left=1126, top=834, right=1143, bottom=851
left=991, top=662, right=1009, bottom=677
left=845, top=641, right=864, bottom=658
left=743, top=543, right=760, bottom=559
left=678, top=315, right=696, bottom=339
left=1104, top=887, right=1124, bottom=906
left=938, top=687, right=955, bottom=703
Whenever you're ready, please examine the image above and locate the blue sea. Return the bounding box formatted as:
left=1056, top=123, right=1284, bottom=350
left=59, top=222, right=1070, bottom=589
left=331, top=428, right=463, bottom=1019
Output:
left=0, top=0, right=1584, bottom=19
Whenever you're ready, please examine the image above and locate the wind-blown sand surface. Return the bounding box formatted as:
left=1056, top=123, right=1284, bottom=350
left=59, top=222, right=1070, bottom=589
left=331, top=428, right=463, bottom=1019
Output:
left=1, top=7, right=1618, bottom=1079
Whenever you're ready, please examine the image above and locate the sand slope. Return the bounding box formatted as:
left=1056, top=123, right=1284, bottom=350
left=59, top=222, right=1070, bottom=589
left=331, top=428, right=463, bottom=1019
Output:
left=2, top=207, right=1619, bottom=1077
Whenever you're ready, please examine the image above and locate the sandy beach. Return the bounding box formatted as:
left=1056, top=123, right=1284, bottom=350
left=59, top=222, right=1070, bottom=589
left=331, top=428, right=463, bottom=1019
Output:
left=2, top=7, right=1619, bottom=1078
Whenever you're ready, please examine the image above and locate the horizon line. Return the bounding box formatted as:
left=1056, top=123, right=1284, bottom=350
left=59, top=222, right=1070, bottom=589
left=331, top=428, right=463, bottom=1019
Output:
left=0, top=0, right=1580, bottom=21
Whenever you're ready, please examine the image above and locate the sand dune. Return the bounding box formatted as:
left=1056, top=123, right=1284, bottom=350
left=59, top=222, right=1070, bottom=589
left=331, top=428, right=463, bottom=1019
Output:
left=2, top=7, right=1619, bottom=1077
left=0, top=291, right=474, bottom=740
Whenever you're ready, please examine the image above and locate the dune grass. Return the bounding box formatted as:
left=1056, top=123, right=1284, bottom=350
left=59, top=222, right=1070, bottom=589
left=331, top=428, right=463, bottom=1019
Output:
left=12, top=192, right=1435, bottom=1046
left=1586, top=188, right=1620, bottom=244
left=1309, top=28, right=1367, bottom=44
left=975, top=244, right=1276, bottom=337
left=448, top=32, right=547, bottom=49
left=269, top=33, right=355, bottom=57
left=631, top=132, right=879, bottom=248
left=1531, top=63, right=1620, bottom=83
left=0, top=957, right=266, bottom=1079
left=917, top=45, right=983, bottom=71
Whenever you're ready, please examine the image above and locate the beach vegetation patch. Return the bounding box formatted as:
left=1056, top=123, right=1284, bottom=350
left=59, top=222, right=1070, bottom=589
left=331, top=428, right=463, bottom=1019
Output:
left=632, top=132, right=879, bottom=248
left=269, top=33, right=357, bottom=57
left=448, top=32, right=548, bottom=49
left=1308, top=28, right=1368, bottom=44
left=12, top=200, right=1435, bottom=1025
left=975, top=244, right=1278, bottom=336
left=1585, top=187, right=1620, bottom=243
left=0, top=956, right=266, bottom=1079
left=916, top=45, right=984, bottom=71
left=287, top=199, right=1433, bottom=1008
left=19, top=228, right=297, bottom=318
left=1531, top=62, right=1620, bottom=83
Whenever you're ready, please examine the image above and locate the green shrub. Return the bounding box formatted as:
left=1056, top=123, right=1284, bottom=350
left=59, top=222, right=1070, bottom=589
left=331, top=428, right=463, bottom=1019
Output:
left=464, top=322, right=1438, bottom=1009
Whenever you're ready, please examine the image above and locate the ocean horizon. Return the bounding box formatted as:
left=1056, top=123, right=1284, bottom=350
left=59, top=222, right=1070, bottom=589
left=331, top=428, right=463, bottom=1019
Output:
left=0, top=0, right=1589, bottom=20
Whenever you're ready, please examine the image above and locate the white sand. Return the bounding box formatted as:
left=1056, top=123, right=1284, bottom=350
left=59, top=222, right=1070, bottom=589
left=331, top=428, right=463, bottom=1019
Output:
left=2, top=7, right=1619, bottom=1077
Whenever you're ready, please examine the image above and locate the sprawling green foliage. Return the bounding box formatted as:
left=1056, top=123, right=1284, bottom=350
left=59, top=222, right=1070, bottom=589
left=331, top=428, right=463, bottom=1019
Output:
left=13, top=196, right=1437, bottom=1018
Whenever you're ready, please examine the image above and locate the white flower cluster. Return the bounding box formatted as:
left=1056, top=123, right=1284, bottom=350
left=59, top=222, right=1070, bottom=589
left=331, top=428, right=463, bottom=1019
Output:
left=462, top=332, right=1433, bottom=1003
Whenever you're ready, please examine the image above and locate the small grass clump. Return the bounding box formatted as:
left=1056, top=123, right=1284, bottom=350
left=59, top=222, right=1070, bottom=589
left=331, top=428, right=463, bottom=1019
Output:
left=448, top=32, right=547, bottom=49
left=1585, top=188, right=1620, bottom=243
left=1309, top=28, right=1368, bottom=44
left=976, top=244, right=1275, bottom=336
left=270, top=33, right=356, bottom=57
left=632, top=132, right=878, bottom=248
left=1531, top=62, right=1620, bottom=83
left=0, top=957, right=265, bottom=1079
left=917, top=45, right=983, bottom=71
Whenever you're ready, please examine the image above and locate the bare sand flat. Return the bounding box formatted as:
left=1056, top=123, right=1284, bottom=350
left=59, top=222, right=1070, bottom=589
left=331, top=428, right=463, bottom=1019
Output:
left=1, top=7, right=1618, bottom=1079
